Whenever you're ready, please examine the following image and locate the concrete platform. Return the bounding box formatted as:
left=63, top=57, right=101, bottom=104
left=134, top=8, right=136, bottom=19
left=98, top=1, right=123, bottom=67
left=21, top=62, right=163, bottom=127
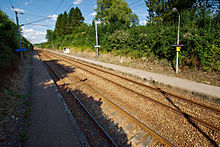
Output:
left=26, top=52, right=89, bottom=147
left=49, top=50, right=220, bottom=103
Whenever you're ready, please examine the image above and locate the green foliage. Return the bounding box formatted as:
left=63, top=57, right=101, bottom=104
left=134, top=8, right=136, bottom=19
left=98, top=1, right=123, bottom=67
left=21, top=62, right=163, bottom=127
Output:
left=46, top=30, right=55, bottom=42
left=43, top=1, right=220, bottom=71
left=0, top=10, right=18, bottom=71
left=0, top=10, right=32, bottom=72
left=19, top=130, right=27, bottom=142
left=145, top=0, right=196, bottom=22
left=54, top=7, right=84, bottom=37
left=95, top=0, right=138, bottom=28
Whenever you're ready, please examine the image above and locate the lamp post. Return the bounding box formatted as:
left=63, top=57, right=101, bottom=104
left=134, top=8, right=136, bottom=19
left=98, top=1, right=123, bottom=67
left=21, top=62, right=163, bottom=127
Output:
left=94, top=20, right=101, bottom=57
left=172, top=8, right=180, bottom=74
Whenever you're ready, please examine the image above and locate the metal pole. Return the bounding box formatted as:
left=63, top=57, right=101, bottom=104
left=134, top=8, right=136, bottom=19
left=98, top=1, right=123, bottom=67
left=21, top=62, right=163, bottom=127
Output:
left=95, top=21, right=99, bottom=57
left=52, top=38, right=54, bottom=50
left=15, top=11, right=23, bottom=65
left=176, top=13, right=180, bottom=74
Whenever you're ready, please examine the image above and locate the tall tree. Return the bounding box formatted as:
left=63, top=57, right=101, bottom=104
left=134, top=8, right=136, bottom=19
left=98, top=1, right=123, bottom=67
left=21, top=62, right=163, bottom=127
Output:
left=62, top=11, right=68, bottom=35
left=54, top=11, right=69, bottom=35
left=74, top=7, right=84, bottom=26
left=145, top=0, right=196, bottom=22
left=46, top=30, right=55, bottom=42
left=145, top=0, right=169, bottom=22
left=68, top=7, right=84, bottom=34
left=95, top=0, right=138, bottom=28
left=54, top=13, right=63, bottom=36
left=68, top=7, right=75, bottom=33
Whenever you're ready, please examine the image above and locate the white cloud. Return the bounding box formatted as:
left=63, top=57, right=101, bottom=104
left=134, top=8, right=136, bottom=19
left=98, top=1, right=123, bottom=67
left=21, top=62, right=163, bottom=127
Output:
left=23, top=28, right=34, bottom=33
left=139, top=20, right=147, bottom=26
left=89, top=12, right=97, bottom=16
left=93, top=5, right=97, bottom=9
left=48, top=14, right=58, bottom=21
left=12, top=8, right=26, bottom=13
left=21, top=26, right=47, bottom=44
left=36, top=31, right=46, bottom=35
left=73, top=0, right=82, bottom=5
left=24, top=0, right=32, bottom=6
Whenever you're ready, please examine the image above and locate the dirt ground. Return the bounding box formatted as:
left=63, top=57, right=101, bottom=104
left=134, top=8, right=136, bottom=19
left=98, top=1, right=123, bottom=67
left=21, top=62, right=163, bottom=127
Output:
left=53, top=48, right=220, bottom=87
left=0, top=51, right=32, bottom=146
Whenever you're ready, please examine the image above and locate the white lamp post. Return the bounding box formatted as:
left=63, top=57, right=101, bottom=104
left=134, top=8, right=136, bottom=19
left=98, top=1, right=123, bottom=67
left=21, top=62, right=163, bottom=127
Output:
left=172, top=8, right=180, bottom=74
left=94, top=20, right=101, bottom=57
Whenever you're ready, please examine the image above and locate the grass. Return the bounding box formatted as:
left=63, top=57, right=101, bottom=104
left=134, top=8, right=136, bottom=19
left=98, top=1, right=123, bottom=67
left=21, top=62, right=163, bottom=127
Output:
left=19, top=130, right=27, bottom=142
left=0, top=51, right=32, bottom=145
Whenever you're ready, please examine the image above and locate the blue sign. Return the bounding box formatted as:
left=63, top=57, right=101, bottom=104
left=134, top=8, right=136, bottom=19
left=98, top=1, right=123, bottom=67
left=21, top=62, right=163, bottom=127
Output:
left=15, top=48, right=27, bottom=52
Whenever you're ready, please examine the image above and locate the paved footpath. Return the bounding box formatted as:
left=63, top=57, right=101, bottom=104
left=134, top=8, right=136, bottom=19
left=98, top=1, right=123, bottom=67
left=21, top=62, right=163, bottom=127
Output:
left=50, top=50, right=220, bottom=101
left=26, top=52, right=89, bottom=147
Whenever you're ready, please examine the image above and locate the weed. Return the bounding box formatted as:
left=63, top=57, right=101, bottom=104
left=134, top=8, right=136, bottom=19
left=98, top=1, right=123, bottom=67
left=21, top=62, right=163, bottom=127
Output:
left=19, top=130, right=27, bottom=142
left=24, top=101, right=31, bottom=107
left=6, top=90, right=15, bottom=97
left=24, top=108, right=31, bottom=117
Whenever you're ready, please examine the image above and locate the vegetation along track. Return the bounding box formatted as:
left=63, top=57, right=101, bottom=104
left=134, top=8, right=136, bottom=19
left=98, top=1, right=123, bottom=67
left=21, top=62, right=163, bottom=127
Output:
left=38, top=49, right=220, bottom=146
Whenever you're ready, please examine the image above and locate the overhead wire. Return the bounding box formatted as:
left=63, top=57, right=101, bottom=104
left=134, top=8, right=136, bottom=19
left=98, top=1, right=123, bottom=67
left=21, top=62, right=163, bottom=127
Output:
left=65, top=3, right=73, bottom=12
left=20, top=12, right=48, bottom=18
left=8, top=0, right=14, bottom=9
left=52, top=0, right=65, bottom=14
left=128, top=0, right=143, bottom=6
left=20, top=17, right=52, bottom=26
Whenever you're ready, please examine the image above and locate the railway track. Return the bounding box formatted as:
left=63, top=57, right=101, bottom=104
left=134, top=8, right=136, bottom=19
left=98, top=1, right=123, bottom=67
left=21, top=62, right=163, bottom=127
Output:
left=38, top=51, right=173, bottom=146
left=38, top=49, right=220, bottom=146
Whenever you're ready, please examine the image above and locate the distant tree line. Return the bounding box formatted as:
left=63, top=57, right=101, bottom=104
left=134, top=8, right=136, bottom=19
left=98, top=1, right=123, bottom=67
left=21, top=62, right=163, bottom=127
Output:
left=43, top=0, right=220, bottom=71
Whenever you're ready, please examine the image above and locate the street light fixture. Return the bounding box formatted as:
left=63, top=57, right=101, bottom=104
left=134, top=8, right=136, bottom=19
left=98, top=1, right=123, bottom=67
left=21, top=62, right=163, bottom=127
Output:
left=172, top=7, right=180, bottom=74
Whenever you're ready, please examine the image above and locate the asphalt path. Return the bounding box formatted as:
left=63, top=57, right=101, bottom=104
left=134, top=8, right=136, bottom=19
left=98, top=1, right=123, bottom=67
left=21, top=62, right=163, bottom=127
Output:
left=25, top=52, right=84, bottom=147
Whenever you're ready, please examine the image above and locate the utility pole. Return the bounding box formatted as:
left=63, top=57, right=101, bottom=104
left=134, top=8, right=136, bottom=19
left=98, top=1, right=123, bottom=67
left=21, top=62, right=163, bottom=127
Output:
left=15, top=11, right=23, bottom=65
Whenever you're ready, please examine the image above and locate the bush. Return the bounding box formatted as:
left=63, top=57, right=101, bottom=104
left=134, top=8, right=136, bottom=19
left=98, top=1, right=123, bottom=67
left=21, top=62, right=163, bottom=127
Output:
left=43, top=9, right=220, bottom=71
left=0, top=10, right=32, bottom=72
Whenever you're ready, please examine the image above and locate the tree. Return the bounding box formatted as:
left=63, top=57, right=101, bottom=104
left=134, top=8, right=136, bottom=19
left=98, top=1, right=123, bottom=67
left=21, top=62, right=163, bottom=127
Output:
left=54, top=13, right=63, bottom=36
left=62, top=11, right=68, bottom=35
left=46, top=30, right=55, bottom=42
left=95, top=0, right=138, bottom=28
left=145, top=0, right=169, bottom=22
left=54, top=11, right=69, bottom=35
left=145, top=0, right=196, bottom=22
left=130, top=13, right=139, bottom=26
left=66, top=7, right=85, bottom=34
left=74, top=7, right=84, bottom=26
left=0, top=10, right=31, bottom=71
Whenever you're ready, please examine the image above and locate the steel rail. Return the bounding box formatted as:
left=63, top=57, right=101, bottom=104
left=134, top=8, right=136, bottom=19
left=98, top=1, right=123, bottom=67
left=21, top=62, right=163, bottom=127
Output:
left=69, top=90, right=118, bottom=147
left=37, top=51, right=118, bottom=147
left=44, top=51, right=220, bottom=132
left=76, top=78, right=174, bottom=147
left=55, top=52, right=220, bottom=114
left=41, top=51, right=174, bottom=147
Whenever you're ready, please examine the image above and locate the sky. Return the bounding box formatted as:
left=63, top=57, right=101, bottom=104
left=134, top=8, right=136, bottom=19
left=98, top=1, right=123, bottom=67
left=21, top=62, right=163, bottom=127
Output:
left=0, top=0, right=148, bottom=44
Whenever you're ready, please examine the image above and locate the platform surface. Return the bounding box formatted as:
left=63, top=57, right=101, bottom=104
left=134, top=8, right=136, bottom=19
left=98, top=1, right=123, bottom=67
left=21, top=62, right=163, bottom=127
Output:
left=26, top=52, right=88, bottom=147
